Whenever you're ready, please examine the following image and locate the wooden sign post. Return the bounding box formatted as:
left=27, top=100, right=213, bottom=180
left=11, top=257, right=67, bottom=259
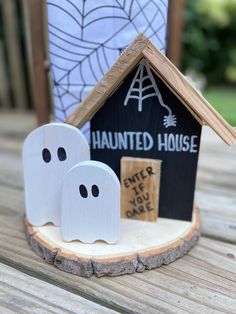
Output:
left=121, top=157, right=161, bottom=222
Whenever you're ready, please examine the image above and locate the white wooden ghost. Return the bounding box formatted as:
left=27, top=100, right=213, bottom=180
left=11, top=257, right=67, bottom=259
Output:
left=23, top=123, right=90, bottom=226
left=61, top=161, right=120, bottom=244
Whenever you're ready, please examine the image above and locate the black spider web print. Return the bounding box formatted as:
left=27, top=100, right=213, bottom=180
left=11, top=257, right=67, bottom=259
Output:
left=47, top=0, right=168, bottom=136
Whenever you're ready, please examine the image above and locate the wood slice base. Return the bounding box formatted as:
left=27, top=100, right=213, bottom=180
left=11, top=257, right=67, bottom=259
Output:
left=25, top=207, right=201, bottom=278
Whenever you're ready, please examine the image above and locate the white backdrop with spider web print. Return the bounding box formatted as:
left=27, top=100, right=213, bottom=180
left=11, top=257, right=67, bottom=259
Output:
left=47, top=0, right=168, bottom=140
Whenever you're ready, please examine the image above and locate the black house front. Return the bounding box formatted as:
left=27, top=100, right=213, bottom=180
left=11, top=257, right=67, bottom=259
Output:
left=90, top=59, right=202, bottom=221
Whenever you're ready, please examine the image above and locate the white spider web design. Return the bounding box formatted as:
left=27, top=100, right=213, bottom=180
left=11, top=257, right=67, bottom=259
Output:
left=47, top=0, right=168, bottom=138
left=124, top=60, right=177, bottom=127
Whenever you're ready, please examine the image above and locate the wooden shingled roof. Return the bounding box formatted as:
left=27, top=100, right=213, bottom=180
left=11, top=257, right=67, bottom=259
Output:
left=66, top=34, right=236, bottom=145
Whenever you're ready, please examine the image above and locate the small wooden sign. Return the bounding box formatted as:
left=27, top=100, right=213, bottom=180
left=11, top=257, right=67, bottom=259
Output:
left=121, top=157, right=161, bottom=222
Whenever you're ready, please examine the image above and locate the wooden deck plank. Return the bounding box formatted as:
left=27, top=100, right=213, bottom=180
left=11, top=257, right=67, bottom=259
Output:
left=195, top=126, right=236, bottom=243
left=0, top=112, right=236, bottom=312
left=0, top=304, right=16, bottom=314
left=0, top=158, right=235, bottom=244
left=0, top=263, right=115, bottom=314
left=0, top=195, right=235, bottom=312
left=1, top=116, right=235, bottom=243
left=0, top=112, right=36, bottom=134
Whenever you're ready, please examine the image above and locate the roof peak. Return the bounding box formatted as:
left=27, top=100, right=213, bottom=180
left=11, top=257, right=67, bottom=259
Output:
left=66, top=34, right=236, bottom=145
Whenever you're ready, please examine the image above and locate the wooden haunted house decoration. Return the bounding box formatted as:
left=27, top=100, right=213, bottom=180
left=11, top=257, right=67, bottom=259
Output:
left=67, top=34, right=236, bottom=222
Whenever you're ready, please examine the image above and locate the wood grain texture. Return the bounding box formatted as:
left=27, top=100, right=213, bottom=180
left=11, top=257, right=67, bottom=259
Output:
left=66, top=34, right=236, bottom=145
left=0, top=263, right=115, bottom=313
left=121, top=157, right=161, bottom=221
left=166, top=0, right=186, bottom=69
left=0, top=113, right=235, bottom=243
left=143, top=44, right=236, bottom=145
left=25, top=208, right=201, bottom=278
left=0, top=182, right=234, bottom=312
left=0, top=207, right=235, bottom=313
left=1, top=0, right=28, bottom=110
left=26, top=0, right=50, bottom=125
left=0, top=43, right=11, bottom=109
left=0, top=113, right=236, bottom=313
left=196, top=126, right=236, bottom=243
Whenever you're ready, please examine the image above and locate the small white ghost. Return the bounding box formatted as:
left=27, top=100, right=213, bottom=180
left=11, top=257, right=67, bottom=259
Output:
left=61, top=161, right=120, bottom=244
left=23, top=123, right=90, bottom=226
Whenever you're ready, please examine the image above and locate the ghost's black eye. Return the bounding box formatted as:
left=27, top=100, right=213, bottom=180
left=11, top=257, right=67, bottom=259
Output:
left=92, top=185, right=99, bottom=197
left=42, top=148, right=51, bottom=163
left=79, top=185, right=88, bottom=198
left=57, top=147, right=67, bottom=161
